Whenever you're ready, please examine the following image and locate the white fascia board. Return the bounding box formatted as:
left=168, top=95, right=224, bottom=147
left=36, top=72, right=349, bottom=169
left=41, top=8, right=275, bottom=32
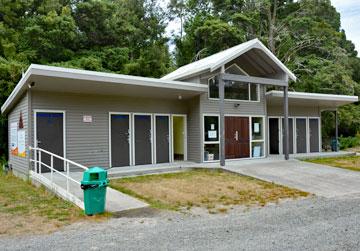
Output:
left=1, top=64, right=207, bottom=115
left=1, top=66, right=32, bottom=114
left=30, top=64, right=208, bottom=91
left=210, top=39, right=297, bottom=81
left=210, top=39, right=257, bottom=73
left=266, top=90, right=358, bottom=102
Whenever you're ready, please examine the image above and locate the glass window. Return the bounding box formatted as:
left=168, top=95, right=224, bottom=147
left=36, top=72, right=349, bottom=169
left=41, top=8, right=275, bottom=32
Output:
left=252, top=117, right=263, bottom=140
left=209, top=77, right=219, bottom=99
left=225, top=81, right=249, bottom=100
left=250, top=84, right=258, bottom=101
left=252, top=142, right=264, bottom=158
left=208, top=77, right=259, bottom=101
left=204, top=116, right=219, bottom=142
left=204, top=144, right=219, bottom=161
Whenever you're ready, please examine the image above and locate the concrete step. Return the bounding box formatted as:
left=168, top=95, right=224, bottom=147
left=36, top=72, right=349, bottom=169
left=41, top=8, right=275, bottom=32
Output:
left=108, top=165, right=194, bottom=179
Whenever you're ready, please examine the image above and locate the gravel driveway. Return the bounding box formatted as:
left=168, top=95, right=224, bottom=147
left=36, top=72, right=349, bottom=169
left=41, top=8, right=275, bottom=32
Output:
left=1, top=193, right=360, bottom=251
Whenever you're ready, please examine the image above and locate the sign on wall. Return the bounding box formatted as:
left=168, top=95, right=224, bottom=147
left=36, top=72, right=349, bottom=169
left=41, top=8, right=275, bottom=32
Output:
left=83, top=115, right=93, bottom=123
left=17, top=129, right=26, bottom=157
left=10, top=111, right=26, bottom=158
left=10, top=122, right=18, bottom=156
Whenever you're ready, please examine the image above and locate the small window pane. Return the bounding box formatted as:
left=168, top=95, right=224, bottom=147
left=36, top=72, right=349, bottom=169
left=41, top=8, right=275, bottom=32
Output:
left=204, top=144, right=219, bottom=161
left=204, top=116, right=219, bottom=142
left=250, top=84, right=258, bottom=101
left=252, top=117, right=263, bottom=140
left=225, top=81, right=249, bottom=100
left=252, top=142, right=264, bottom=157
left=209, top=78, right=219, bottom=98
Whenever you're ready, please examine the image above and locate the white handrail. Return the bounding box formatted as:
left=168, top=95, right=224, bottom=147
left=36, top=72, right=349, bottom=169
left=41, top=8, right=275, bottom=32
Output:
left=29, top=146, right=88, bottom=170
left=29, top=147, right=88, bottom=194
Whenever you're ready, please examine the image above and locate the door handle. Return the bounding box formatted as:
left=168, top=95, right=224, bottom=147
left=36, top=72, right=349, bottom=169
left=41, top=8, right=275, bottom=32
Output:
left=149, top=130, right=152, bottom=143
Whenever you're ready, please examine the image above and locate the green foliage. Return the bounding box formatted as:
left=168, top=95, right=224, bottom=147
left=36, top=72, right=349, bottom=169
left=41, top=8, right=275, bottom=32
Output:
left=0, top=0, right=172, bottom=158
left=339, top=135, right=360, bottom=150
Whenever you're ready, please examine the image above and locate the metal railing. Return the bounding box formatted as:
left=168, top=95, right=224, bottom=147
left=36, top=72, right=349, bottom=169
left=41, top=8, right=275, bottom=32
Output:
left=29, top=146, right=88, bottom=194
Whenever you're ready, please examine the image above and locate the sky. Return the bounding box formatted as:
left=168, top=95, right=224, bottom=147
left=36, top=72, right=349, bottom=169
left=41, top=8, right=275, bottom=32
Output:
left=163, top=0, right=360, bottom=55
left=331, top=0, right=360, bottom=53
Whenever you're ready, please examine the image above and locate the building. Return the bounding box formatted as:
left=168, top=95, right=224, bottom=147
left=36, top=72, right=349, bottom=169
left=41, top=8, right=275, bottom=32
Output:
left=2, top=38, right=358, bottom=178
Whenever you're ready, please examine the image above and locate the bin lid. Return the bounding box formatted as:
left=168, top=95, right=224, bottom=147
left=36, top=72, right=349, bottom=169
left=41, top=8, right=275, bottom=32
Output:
left=82, top=167, right=108, bottom=182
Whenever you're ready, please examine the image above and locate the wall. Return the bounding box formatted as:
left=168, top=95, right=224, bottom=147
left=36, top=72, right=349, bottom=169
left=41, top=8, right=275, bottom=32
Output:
left=8, top=93, right=29, bottom=178
left=31, top=91, right=195, bottom=167
left=267, top=105, right=321, bottom=117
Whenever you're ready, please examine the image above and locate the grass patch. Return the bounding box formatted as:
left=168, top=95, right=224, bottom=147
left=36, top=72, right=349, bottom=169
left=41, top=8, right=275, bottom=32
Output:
left=306, top=155, right=360, bottom=172
left=110, top=169, right=308, bottom=213
left=0, top=167, right=108, bottom=236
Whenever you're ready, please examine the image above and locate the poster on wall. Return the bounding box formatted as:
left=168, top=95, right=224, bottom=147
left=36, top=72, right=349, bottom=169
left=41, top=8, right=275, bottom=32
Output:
left=17, top=129, right=26, bottom=157
left=10, top=122, right=18, bottom=156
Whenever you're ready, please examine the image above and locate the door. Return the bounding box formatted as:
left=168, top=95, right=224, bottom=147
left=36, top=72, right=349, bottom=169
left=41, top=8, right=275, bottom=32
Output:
left=134, top=115, right=152, bottom=165
left=296, top=118, right=307, bottom=153
left=155, top=115, right=170, bottom=163
left=225, top=117, right=249, bottom=159
left=282, top=118, right=294, bottom=154
left=172, top=116, right=185, bottom=161
left=111, top=114, right=130, bottom=167
left=36, top=112, right=64, bottom=172
left=269, top=118, right=280, bottom=154
left=309, top=118, right=320, bottom=152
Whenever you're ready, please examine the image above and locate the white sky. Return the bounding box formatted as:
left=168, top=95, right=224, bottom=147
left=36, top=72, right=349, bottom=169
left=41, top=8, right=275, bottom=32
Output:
left=331, top=0, right=360, bottom=54
left=163, top=0, right=360, bottom=55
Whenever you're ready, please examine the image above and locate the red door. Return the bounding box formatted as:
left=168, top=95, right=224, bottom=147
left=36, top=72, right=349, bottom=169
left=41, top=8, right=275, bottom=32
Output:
left=225, top=117, right=250, bottom=159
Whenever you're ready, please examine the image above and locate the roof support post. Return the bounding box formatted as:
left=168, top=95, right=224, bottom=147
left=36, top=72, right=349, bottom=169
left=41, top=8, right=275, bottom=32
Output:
left=283, top=85, right=289, bottom=160
left=335, top=109, right=339, bottom=152
left=219, top=66, right=226, bottom=166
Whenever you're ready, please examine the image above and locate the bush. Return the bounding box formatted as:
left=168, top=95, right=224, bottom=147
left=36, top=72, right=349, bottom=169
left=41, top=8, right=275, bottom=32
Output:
left=339, top=135, right=360, bottom=149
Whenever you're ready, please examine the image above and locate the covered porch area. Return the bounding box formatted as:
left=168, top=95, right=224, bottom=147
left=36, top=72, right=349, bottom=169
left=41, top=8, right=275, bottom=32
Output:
left=266, top=90, right=358, bottom=155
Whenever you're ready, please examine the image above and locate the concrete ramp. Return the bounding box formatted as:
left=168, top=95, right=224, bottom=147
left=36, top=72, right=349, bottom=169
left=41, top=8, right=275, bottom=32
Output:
left=35, top=171, right=148, bottom=213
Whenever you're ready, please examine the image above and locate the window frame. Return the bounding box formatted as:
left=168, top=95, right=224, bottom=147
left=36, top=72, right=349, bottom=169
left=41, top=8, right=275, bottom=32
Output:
left=207, top=63, right=261, bottom=102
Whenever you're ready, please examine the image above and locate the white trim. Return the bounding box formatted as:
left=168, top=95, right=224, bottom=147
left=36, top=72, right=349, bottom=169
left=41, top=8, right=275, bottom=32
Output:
left=294, top=117, right=308, bottom=154
left=162, top=38, right=297, bottom=81
left=267, top=116, right=280, bottom=155
left=207, top=76, right=260, bottom=103
left=266, top=90, right=358, bottom=103
left=108, top=112, right=132, bottom=168
left=202, top=114, right=266, bottom=163
left=171, top=114, right=187, bottom=162
left=308, top=117, right=321, bottom=153
left=1, top=64, right=208, bottom=115
left=202, top=114, right=220, bottom=162
left=154, top=114, right=171, bottom=164
left=132, top=113, right=154, bottom=165
left=33, top=109, right=66, bottom=171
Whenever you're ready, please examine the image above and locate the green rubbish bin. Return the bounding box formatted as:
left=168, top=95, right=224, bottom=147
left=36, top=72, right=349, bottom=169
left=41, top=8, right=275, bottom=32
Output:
left=80, top=167, right=109, bottom=215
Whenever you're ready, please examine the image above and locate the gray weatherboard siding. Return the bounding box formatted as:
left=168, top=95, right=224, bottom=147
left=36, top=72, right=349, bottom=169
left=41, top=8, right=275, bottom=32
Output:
left=267, top=105, right=321, bottom=117
left=31, top=91, right=197, bottom=168
left=8, top=93, right=29, bottom=178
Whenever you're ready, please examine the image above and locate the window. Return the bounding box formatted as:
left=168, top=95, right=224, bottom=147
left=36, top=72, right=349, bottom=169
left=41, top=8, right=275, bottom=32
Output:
left=208, top=77, right=259, bottom=101
left=203, top=115, right=220, bottom=162
left=204, top=116, right=219, bottom=142
left=251, top=117, right=265, bottom=158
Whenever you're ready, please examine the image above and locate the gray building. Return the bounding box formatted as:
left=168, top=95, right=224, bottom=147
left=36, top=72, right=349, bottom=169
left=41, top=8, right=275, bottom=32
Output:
left=2, top=39, right=358, bottom=178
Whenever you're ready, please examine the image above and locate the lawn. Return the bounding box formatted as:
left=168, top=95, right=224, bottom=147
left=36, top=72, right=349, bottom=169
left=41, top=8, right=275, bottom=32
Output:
left=306, top=155, right=360, bottom=172
left=0, top=166, right=107, bottom=236
left=110, top=169, right=309, bottom=213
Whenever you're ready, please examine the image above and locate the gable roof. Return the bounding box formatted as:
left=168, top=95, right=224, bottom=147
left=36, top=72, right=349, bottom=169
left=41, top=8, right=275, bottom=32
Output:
left=162, top=38, right=296, bottom=81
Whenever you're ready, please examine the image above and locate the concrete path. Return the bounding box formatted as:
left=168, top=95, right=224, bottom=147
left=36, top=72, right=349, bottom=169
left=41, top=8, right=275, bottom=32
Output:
left=223, top=159, right=360, bottom=198
left=41, top=171, right=148, bottom=213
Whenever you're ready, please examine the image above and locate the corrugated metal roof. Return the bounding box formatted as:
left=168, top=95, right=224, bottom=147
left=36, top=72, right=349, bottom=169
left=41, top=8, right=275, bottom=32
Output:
left=162, top=38, right=296, bottom=81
